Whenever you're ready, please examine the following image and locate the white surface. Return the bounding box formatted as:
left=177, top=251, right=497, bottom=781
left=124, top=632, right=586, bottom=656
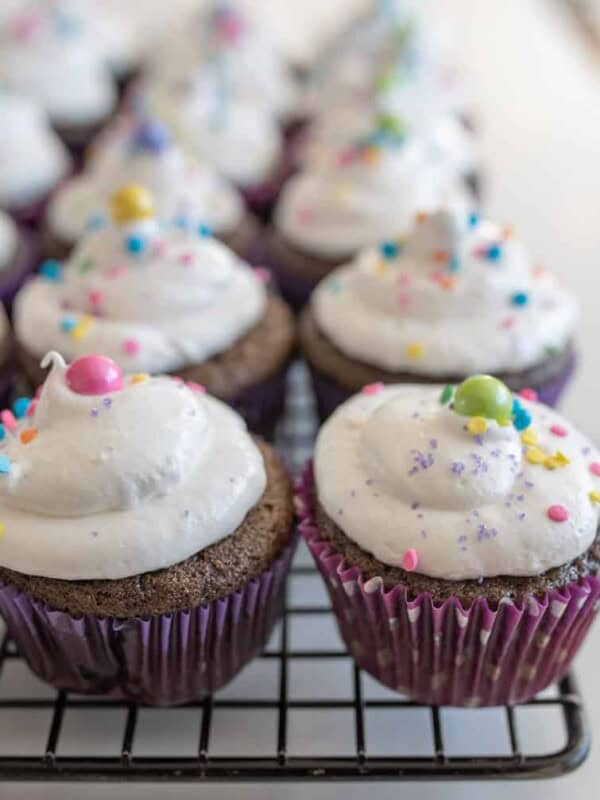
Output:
left=2, top=0, right=600, bottom=797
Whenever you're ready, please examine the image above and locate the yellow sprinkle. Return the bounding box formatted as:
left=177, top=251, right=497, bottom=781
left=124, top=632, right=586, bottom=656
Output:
left=0, top=523, right=5, bottom=539
left=544, top=451, right=571, bottom=471
left=554, top=451, right=571, bottom=466
left=363, top=146, right=381, bottom=165
left=467, top=417, right=488, bottom=436
left=526, top=447, right=546, bottom=465
left=375, top=260, right=388, bottom=277
left=406, top=342, right=424, bottom=360
left=521, top=429, right=537, bottom=446
left=110, top=184, right=155, bottom=224
left=131, top=373, right=150, bottom=385
left=544, top=456, right=560, bottom=471
left=589, top=491, right=600, bottom=504
left=71, top=316, right=95, bottom=341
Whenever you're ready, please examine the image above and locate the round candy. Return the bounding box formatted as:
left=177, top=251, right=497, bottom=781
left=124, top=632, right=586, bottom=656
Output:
left=453, top=375, right=513, bottom=423
left=110, top=185, right=155, bottom=225
left=66, top=356, right=124, bottom=396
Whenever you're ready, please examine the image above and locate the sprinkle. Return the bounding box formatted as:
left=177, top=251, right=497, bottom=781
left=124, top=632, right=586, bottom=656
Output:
left=122, top=338, right=140, bottom=355
left=511, top=291, right=529, bottom=307
left=174, top=215, right=189, bottom=230
left=486, top=244, right=502, bottom=261
left=86, top=213, right=107, bottom=231
left=380, top=241, right=400, bottom=259
left=402, top=549, right=419, bottom=572
left=416, top=212, right=429, bottom=224
left=544, top=451, right=570, bottom=470
left=432, top=249, right=450, bottom=264
left=406, top=342, right=424, bottom=360
left=25, top=399, right=37, bottom=419
left=547, top=504, right=569, bottom=522
left=130, top=373, right=149, bottom=384
left=71, top=316, right=95, bottom=341
left=468, top=212, right=480, bottom=228
left=0, top=455, right=11, bottom=474
left=19, top=428, right=37, bottom=445
left=0, top=523, right=5, bottom=538
left=254, top=267, right=271, bottom=284
left=440, top=384, right=454, bottom=405
left=39, top=259, right=62, bottom=281
left=12, top=397, right=30, bottom=419
left=589, top=491, right=600, bottom=504
left=125, top=234, right=146, bottom=255
left=520, top=429, right=537, bottom=446
left=106, top=265, right=127, bottom=279
left=550, top=424, right=568, bottom=437
left=102, top=397, right=112, bottom=408
left=88, top=290, right=104, bottom=306
left=60, top=317, right=77, bottom=332
left=526, top=447, right=546, bottom=465
left=187, top=381, right=206, bottom=394
left=467, top=417, right=488, bottom=435
left=397, top=291, right=410, bottom=309
left=513, top=408, right=532, bottom=431
left=449, top=254, right=461, bottom=273
left=78, top=257, right=95, bottom=274
left=0, top=411, right=16, bottom=434
left=590, top=463, right=600, bottom=477
left=503, top=225, right=515, bottom=239
left=178, top=252, right=194, bottom=266
left=500, top=316, right=515, bottom=330
left=198, top=223, right=212, bottom=238
left=298, top=208, right=316, bottom=224
left=0, top=426, right=4, bottom=441
left=519, top=388, right=538, bottom=402
left=362, top=382, right=384, bottom=396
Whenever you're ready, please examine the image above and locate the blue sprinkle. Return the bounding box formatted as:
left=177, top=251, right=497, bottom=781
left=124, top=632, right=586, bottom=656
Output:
left=60, top=317, right=77, bottom=332
left=0, top=425, right=5, bottom=441
left=39, top=259, right=62, bottom=282
left=486, top=244, right=502, bottom=261
left=175, top=215, right=189, bottom=230
left=86, top=213, right=107, bottom=231
left=125, top=235, right=146, bottom=255
left=12, top=397, right=31, bottom=419
left=511, top=291, right=529, bottom=307
left=133, top=121, right=170, bottom=153
left=514, top=409, right=532, bottom=431
left=379, top=241, right=400, bottom=259
left=449, top=254, right=461, bottom=273
left=0, top=455, right=11, bottom=474
left=512, top=398, right=523, bottom=415
left=198, top=223, right=213, bottom=238
left=468, top=211, right=480, bottom=228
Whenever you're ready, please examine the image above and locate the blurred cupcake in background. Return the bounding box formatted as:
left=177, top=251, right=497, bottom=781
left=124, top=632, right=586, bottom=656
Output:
left=15, top=185, right=295, bottom=438
left=0, top=91, right=71, bottom=226
left=300, top=209, right=577, bottom=419
left=0, top=352, right=296, bottom=704
left=299, top=377, right=600, bottom=706
left=44, top=116, right=259, bottom=261
left=0, top=210, right=38, bottom=310
left=0, top=1, right=118, bottom=154
left=266, top=119, right=472, bottom=310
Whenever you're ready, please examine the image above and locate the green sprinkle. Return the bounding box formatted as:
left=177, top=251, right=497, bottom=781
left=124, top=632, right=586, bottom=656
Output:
left=440, top=384, right=454, bottom=405
left=78, top=258, right=95, bottom=274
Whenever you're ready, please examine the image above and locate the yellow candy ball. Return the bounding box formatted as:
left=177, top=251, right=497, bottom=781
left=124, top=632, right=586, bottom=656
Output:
left=110, top=185, right=155, bottom=224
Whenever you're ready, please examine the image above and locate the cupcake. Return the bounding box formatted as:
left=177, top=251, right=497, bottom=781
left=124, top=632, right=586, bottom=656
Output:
left=43, top=116, right=258, bottom=261
left=0, top=351, right=296, bottom=704
left=15, top=185, right=295, bottom=438
left=299, top=376, right=600, bottom=706
left=266, top=126, right=472, bottom=310
left=0, top=91, right=71, bottom=226
left=0, top=210, right=38, bottom=310
left=0, top=2, right=118, bottom=154
left=301, top=209, right=577, bottom=419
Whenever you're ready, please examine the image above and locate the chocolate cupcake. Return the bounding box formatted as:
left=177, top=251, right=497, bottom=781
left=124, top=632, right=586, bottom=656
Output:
left=44, top=116, right=259, bottom=261
left=299, top=376, right=600, bottom=706
left=266, top=127, right=472, bottom=310
left=300, top=209, right=577, bottom=418
left=0, top=351, right=295, bottom=704
left=15, top=185, right=295, bottom=439
left=0, top=210, right=37, bottom=310
left=0, top=3, right=118, bottom=156
left=0, top=91, right=71, bottom=226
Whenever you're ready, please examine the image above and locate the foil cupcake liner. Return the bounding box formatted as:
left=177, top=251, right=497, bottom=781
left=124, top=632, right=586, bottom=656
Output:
left=307, top=351, right=577, bottom=423
left=0, top=537, right=297, bottom=706
left=298, top=464, right=600, bottom=707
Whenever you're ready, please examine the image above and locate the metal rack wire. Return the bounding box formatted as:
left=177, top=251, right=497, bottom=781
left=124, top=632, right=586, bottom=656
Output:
left=0, top=364, right=591, bottom=783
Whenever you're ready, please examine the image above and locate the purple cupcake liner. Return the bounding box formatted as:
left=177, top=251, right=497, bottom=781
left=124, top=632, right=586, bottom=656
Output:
left=307, top=351, right=577, bottom=423
left=263, top=258, right=316, bottom=313
left=0, top=536, right=297, bottom=706
left=241, top=157, right=297, bottom=225
left=1, top=229, right=39, bottom=312
left=227, top=364, right=291, bottom=441
left=298, top=464, right=600, bottom=707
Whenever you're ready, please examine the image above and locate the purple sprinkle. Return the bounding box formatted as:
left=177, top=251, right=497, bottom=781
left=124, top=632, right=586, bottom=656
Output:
left=421, top=530, right=427, bottom=539
left=474, top=435, right=485, bottom=446
left=452, top=462, right=465, bottom=476
left=490, top=449, right=501, bottom=457
left=524, top=481, right=534, bottom=489
left=410, top=501, right=420, bottom=510
left=366, top=479, right=374, bottom=486
left=505, top=502, right=512, bottom=508
left=582, top=446, right=592, bottom=456
left=516, top=494, right=525, bottom=502
left=91, top=531, right=99, bottom=538
left=477, top=524, right=499, bottom=542
left=103, top=397, right=112, bottom=408
left=518, top=512, right=526, bottom=521
left=417, top=513, right=424, bottom=519
left=90, top=408, right=99, bottom=417
left=350, top=490, right=356, bottom=497
left=429, top=439, right=438, bottom=450
left=458, top=535, right=468, bottom=543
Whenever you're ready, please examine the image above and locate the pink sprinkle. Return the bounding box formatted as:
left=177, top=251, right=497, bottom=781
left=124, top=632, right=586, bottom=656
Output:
left=26, top=399, right=38, bottom=418
left=187, top=381, right=206, bottom=394
left=153, top=241, right=166, bottom=256
left=171, top=376, right=184, bottom=384
left=254, top=267, right=271, bottom=284
left=297, top=208, right=315, bottom=225
left=590, top=463, right=600, bottom=477
left=402, top=549, right=419, bottom=572
left=178, top=252, right=194, bottom=266
left=550, top=424, right=568, bottom=437
left=122, top=338, right=140, bottom=355
left=500, top=317, right=515, bottom=330
left=397, top=292, right=410, bottom=310
left=1, top=410, right=16, bottom=433
left=519, top=388, right=538, bottom=402
left=547, top=505, right=569, bottom=522
left=88, top=290, right=104, bottom=306
left=361, top=382, right=384, bottom=396
left=397, top=273, right=411, bottom=287
left=336, top=148, right=356, bottom=167
left=106, top=265, right=126, bottom=279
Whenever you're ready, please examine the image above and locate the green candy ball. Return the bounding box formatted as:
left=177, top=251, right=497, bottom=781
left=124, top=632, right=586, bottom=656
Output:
left=453, top=375, right=513, bottom=423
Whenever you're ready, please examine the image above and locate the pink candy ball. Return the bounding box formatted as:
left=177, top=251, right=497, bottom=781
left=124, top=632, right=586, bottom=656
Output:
left=66, top=355, right=124, bottom=396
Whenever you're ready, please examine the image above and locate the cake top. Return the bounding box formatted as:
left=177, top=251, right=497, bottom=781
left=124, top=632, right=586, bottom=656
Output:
left=315, top=376, right=600, bottom=581
left=15, top=185, right=267, bottom=373
left=47, top=116, right=245, bottom=243
left=0, top=351, right=266, bottom=580
left=311, top=208, right=577, bottom=374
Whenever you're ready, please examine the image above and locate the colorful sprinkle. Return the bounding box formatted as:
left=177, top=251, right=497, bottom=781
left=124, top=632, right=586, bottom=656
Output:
left=60, top=317, right=77, bottom=332
left=449, top=254, right=461, bottom=273
left=467, top=417, right=488, bottom=436
left=26, top=400, right=38, bottom=418
left=178, top=252, right=194, bottom=266
left=590, top=463, right=600, bottom=477
left=550, top=425, right=568, bottom=437
left=187, top=381, right=206, bottom=394
left=88, top=290, right=104, bottom=306
left=589, top=491, right=600, bottom=504
left=19, top=428, right=37, bottom=445
left=486, top=244, right=502, bottom=261
left=125, top=234, right=146, bottom=255
left=468, top=212, right=480, bottom=228
left=526, top=447, right=546, bottom=465
left=379, top=241, right=400, bottom=259
left=66, top=356, right=124, bottom=396
left=122, top=338, right=140, bottom=355
left=402, top=549, right=419, bottom=572
left=130, top=373, right=150, bottom=385
left=547, top=504, right=569, bottom=522
left=519, top=388, right=538, bottom=402
left=521, top=429, right=537, bottom=446
left=111, top=185, right=155, bottom=224
left=71, top=316, right=95, bottom=341
left=362, top=382, right=384, bottom=396
left=198, top=223, right=213, bottom=238
left=0, top=523, right=5, bottom=538
left=12, top=397, right=30, bottom=419
left=439, top=384, right=454, bottom=405
left=39, top=259, right=62, bottom=282
left=0, top=425, right=5, bottom=441
left=0, top=455, right=11, bottom=474
left=254, top=267, right=271, bottom=284
left=511, top=291, right=529, bottom=307
left=513, top=408, right=532, bottom=431
left=406, top=342, right=424, bottom=360
left=86, top=213, right=107, bottom=231
left=78, top=257, right=95, bottom=274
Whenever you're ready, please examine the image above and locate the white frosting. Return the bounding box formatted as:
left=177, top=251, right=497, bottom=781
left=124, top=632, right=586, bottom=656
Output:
left=47, top=117, right=245, bottom=244
left=275, top=141, right=472, bottom=260
left=312, top=209, right=578, bottom=374
left=0, top=3, right=117, bottom=126
left=0, top=91, right=70, bottom=210
left=0, top=212, right=18, bottom=270
left=146, top=2, right=298, bottom=121
left=0, top=352, right=267, bottom=580
left=315, top=384, right=600, bottom=580
left=15, top=204, right=267, bottom=373
left=139, top=74, right=284, bottom=188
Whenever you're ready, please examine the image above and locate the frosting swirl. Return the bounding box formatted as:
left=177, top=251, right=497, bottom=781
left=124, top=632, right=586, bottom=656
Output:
left=47, top=117, right=245, bottom=244
left=15, top=185, right=267, bottom=373
left=0, top=352, right=266, bottom=580
left=0, top=212, right=17, bottom=271
left=312, top=209, right=578, bottom=374
left=0, top=91, right=71, bottom=211
left=315, top=381, right=600, bottom=580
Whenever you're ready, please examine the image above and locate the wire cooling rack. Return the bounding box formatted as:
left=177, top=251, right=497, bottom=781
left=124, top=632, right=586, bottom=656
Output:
left=0, top=363, right=591, bottom=783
